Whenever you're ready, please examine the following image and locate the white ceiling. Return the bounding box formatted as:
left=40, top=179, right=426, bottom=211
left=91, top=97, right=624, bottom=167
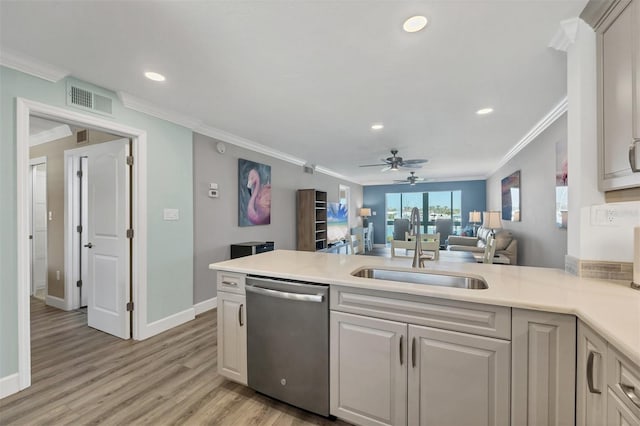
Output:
left=0, top=0, right=586, bottom=185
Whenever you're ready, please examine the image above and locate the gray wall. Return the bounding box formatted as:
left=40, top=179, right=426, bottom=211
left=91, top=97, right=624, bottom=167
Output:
left=486, top=113, right=568, bottom=268
left=193, top=133, right=363, bottom=303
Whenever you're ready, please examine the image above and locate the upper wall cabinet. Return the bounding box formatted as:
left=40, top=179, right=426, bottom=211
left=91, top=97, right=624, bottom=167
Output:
left=587, top=0, right=640, bottom=190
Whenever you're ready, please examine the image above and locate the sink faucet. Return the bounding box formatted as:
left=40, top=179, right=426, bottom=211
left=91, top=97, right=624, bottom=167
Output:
left=409, top=207, right=425, bottom=268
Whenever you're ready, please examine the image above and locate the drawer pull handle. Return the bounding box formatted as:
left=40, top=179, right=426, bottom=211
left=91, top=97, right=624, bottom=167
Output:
left=238, top=304, right=244, bottom=326
left=411, top=337, right=416, bottom=368
left=620, top=384, right=640, bottom=409
left=399, top=335, right=403, bottom=366
left=586, top=351, right=601, bottom=394
left=630, top=139, right=640, bottom=173
left=222, top=280, right=238, bottom=287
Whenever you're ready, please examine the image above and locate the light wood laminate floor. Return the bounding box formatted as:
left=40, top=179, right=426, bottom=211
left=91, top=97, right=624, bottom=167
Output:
left=0, top=298, right=348, bottom=425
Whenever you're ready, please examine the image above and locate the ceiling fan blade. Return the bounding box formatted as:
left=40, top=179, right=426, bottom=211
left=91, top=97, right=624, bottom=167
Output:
left=401, top=159, right=428, bottom=165
left=380, top=165, right=392, bottom=172
left=359, top=163, right=387, bottom=167
left=401, top=164, right=423, bottom=169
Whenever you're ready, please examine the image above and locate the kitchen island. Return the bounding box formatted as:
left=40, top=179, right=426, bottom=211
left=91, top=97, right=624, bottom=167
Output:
left=210, top=250, right=640, bottom=426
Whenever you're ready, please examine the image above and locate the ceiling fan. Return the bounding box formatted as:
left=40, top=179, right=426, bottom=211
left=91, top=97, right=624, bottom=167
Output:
left=359, top=149, right=428, bottom=172
left=393, top=171, right=425, bottom=186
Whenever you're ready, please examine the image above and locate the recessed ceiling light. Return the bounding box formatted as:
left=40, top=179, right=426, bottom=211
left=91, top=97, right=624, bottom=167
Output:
left=476, top=108, right=494, bottom=115
left=403, top=16, right=428, bottom=33
left=371, top=123, right=384, bottom=130
left=144, top=71, right=166, bottom=82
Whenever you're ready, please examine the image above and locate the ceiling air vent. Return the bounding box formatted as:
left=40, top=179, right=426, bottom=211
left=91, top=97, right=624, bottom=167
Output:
left=66, top=80, right=114, bottom=117
left=77, top=129, right=88, bottom=144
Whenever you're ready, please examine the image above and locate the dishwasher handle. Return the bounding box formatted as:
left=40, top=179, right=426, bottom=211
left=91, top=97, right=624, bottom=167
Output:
left=246, top=284, right=324, bottom=303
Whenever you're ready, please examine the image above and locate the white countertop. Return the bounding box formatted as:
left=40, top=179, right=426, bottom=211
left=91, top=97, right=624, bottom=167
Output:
left=210, top=250, right=640, bottom=366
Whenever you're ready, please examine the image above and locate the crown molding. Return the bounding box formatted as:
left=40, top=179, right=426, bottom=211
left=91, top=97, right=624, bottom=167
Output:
left=0, top=48, right=69, bottom=82
left=489, top=96, right=568, bottom=177
left=549, top=18, right=581, bottom=52
left=30, top=124, right=72, bottom=147
left=117, top=91, right=358, bottom=183
left=117, top=91, right=202, bottom=129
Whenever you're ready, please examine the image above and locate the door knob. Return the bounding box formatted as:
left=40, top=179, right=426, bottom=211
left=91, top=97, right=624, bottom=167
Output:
left=84, top=243, right=93, bottom=249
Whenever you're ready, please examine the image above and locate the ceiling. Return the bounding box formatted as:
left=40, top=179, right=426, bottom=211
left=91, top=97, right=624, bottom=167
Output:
left=0, top=0, right=586, bottom=185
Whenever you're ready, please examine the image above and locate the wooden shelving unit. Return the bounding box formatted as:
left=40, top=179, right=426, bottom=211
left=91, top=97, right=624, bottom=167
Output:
left=297, top=189, right=327, bottom=251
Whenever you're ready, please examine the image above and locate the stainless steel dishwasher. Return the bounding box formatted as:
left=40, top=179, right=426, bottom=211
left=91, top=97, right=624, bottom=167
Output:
left=245, top=275, right=329, bottom=417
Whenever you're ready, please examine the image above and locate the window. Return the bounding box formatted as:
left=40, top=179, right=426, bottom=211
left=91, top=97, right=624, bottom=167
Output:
left=385, top=190, right=462, bottom=243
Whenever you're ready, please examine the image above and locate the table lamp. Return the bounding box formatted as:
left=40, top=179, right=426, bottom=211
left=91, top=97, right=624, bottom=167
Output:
left=359, top=208, right=371, bottom=227
left=469, top=211, right=481, bottom=236
left=483, top=211, right=502, bottom=237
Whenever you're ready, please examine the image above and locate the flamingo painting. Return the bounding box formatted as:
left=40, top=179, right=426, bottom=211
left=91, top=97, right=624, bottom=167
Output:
left=238, top=159, right=271, bottom=226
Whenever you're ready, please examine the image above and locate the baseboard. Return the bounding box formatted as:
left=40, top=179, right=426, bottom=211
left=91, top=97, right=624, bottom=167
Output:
left=373, top=243, right=386, bottom=248
left=139, top=307, right=195, bottom=340
left=194, top=297, right=217, bottom=316
left=0, top=373, right=20, bottom=399
left=45, top=295, right=68, bottom=310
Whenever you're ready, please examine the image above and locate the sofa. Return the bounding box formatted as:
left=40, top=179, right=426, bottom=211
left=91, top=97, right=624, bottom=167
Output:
left=447, top=226, right=518, bottom=265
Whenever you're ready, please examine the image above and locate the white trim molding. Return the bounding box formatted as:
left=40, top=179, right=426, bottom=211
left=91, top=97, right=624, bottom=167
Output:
left=549, top=18, right=581, bottom=52
left=0, top=373, right=20, bottom=399
left=30, top=124, right=72, bottom=147
left=140, top=308, right=195, bottom=340
left=194, top=297, right=218, bottom=316
left=490, top=97, right=568, bottom=176
left=45, top=295, right=68, bottom=311
left=117, top=91, right=361, bottom=184
left=0, top=48, right=69, bottom=83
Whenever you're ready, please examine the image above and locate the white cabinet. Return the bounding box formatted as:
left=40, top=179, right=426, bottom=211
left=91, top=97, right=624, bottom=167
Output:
left=330, top=312, right=407, bottom=426
left=607, top=389, right=640, bottom=425
left=216, top=271, right=247, bottom=385
left=596, top=0, right=640, bottom=190
left=577, top=321, right=608, bottom=426
left=408, top=325, right=510, bottom=426
left=511, top=309, right=576, bottom=426
left=607, top=343, right=640, bottom=422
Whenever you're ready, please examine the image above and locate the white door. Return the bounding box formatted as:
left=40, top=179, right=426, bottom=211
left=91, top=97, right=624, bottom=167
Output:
left=86, top=138, right=130, bottom=339
left=30, top=162, right=47, bottom=297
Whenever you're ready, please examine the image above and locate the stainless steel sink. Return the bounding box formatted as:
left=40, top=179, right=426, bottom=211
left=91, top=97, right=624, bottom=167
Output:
left=351, top=268, right=488, bottom=290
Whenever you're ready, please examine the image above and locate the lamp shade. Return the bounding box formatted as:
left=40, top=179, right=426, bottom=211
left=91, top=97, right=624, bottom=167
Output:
left=483, top=211, right=502, bottom=229
left=469, top=211, right=482, bottom=223
left=359, top=208, right=372, bottom=217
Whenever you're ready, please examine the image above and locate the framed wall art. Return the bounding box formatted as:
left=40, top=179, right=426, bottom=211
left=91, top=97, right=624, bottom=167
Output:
left=501, top=170, right=521, bottom=222
left=238, top=158, right=271, bottom=226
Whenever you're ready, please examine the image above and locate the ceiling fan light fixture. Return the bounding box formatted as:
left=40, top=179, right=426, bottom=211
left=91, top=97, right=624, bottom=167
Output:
left=403, top=16, right=428, bottom=33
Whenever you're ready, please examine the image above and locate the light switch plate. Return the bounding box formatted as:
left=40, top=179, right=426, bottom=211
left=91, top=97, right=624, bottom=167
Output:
left=163, top=208, right=179, bottom=221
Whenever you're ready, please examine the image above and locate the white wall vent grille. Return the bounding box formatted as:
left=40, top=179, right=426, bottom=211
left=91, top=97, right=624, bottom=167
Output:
left=66, top=80, right=113, bottom=117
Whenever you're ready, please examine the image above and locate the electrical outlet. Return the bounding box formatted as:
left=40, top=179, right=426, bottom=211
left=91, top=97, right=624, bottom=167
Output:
left=591, top=203, right=640, bottom=226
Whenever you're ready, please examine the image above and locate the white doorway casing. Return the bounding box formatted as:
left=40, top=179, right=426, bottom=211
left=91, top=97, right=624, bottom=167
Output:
left=16, top=98, right=148, bottom=392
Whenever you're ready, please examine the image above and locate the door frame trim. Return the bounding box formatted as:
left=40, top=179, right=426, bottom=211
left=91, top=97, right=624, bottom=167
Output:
left=16, top=97, right=148, bottom=391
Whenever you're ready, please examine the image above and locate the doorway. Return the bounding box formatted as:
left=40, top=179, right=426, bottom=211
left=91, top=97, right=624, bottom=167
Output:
left=15, top=97, right=149, bottom=392
left=29, top=158, right=47, bottom=300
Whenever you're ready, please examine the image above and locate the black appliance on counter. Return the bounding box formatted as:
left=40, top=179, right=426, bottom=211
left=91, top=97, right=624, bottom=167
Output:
left=230, top=241, right=275, bottom=259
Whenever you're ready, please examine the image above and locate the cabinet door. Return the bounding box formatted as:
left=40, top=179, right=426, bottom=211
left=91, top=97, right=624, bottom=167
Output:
left=511, top=309, right=576, bottom=426
left=408, top=325, right=510, bottom=426
left=607, top=389, right=640, bottom=426
left=576, top=321, right=608, bottom=426
left=217, top=292, right=247, bottom=385
left=599, top=0, right=640, bottom=189
left=330, top=311, right=407, bottom=426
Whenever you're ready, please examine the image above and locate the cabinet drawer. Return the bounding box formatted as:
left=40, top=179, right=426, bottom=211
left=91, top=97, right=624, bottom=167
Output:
left=608, top=345, right=640, bottom=418
left=217, top=271, right=246, bottom=295
left=330, top=286, right=511, bottom=339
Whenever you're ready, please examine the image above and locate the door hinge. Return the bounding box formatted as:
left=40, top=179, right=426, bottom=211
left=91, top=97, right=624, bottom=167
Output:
left=126, top=229, right=134, bottom=239
left=126, top=155, right=134, bottom=166
left=76, top=170, right=83, bottom=178
left=76, top=225, right=83, bottom=233
left=76, top=280, right=82, bottom=288
left=126, top=302, right=134, bottom=312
